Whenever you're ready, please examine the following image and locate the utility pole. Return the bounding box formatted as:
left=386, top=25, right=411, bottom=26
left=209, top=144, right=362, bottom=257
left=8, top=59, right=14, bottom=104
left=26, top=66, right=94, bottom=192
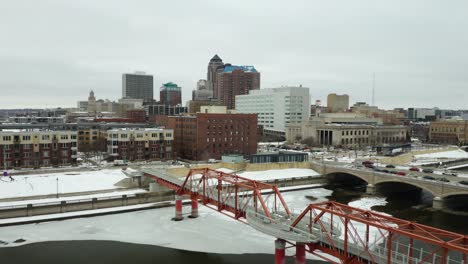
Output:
left=372, top=72, right=376, bottom=106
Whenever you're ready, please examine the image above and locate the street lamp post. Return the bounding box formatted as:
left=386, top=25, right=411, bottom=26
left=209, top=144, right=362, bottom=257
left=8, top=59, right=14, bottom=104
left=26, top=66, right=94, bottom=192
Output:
left=56, top=177, right=59, bottom=198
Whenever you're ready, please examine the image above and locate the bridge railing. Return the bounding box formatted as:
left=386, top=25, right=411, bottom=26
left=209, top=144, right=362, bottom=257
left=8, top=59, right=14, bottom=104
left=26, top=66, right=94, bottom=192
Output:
left=246, top=208, right=318, bottom=243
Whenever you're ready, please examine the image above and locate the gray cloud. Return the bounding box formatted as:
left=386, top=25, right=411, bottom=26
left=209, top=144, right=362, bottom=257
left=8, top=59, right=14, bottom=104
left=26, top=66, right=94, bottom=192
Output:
left=1, top=0, right=467, bottom=109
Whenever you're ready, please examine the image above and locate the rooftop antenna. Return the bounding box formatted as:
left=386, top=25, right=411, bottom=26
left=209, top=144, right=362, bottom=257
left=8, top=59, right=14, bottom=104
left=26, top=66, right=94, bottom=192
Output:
left=372, top=72, right=375, bottom=106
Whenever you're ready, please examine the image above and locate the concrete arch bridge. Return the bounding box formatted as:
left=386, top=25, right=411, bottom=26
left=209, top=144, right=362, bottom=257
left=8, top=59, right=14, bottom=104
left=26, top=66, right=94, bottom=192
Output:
left=310, top=161, right=468, bottom=209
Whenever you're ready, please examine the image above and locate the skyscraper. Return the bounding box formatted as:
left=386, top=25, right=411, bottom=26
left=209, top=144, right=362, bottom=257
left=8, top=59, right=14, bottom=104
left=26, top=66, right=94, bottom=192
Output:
left=216, top=65, right=260, bottom=109
left=160, top=82, right=182, bottom=106
left=206, top=54, right=224, bottom=98
left=122, top=72, right=154, bottom=102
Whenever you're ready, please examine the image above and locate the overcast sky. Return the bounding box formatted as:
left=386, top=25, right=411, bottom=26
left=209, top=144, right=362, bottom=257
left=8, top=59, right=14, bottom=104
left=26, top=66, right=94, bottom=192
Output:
left=1, top=0, right=467, bottom=110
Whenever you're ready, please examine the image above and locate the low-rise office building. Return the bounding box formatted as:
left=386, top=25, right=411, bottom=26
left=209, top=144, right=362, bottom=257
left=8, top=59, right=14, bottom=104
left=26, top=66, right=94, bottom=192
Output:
left=166, top=107, right=258, bottom=161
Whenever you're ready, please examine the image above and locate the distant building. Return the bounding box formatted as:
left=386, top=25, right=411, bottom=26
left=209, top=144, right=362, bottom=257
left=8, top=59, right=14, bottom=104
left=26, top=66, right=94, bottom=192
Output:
left=8, top=116, right=66, bottom=124
left=407, top=108, right=437, bottom=121
left=0, top=130, right=78, bottom=169
left=187, top=99, right=223, bottom=114
left=160, top=82, right=182, bottom=106
left=166, top=111, right=258, bottom=161
left=87, top=90, right=97, bottom=114
left=429, top=119, right=468, bottom=145
left=327, top=93, right=349, bottom=113
left=146, top=104, right=188, bottom=117
left=77, top=101, right=88, bottom=111
left=122, top=72, right=154, bottom=102
left=216, top=65, right=260, bottom=109
left=207, top=54, right=225, bottom=96
left=285, top=113, right=407, bottom=148
left=106, top=128, right=174, bottom=161
left=235, top=86, right=310, bottom=132
left=192, top=79, right=213, bottom=101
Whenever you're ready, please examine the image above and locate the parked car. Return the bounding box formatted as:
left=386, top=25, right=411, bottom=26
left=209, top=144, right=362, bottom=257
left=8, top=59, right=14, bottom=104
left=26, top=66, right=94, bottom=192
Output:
left=385, top=164, right=395, bottom=168
left=409, top=167, right=420, bottom=172
left=390, top=171, right=398, bottom=174
left=439, top=178, right=450, bottom=182
left=422, top=168, right=434, bottom=173
left=423, top=175, right=436, bottom=180
left=362, top=160, right=374, bottom=165
left=364, top=164, right=375, bottom=169
left=396, top=172, right=407, bottom=176
left=459, top=180, right=468, bottom=185
left=382, top=169, right=390, bottom=173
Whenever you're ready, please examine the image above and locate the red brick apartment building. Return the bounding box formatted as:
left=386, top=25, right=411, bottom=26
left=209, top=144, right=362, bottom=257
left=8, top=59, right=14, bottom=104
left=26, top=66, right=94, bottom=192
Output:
left=167, top=113, right=258, bottom=161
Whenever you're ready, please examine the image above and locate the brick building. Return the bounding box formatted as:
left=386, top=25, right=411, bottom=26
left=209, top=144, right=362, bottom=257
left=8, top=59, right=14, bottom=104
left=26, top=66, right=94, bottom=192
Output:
left=106, top=128, right=174, bottom=161
left=216, top=65, right=260, bottom=109
left=0, top=130, right=77, bottom=169
left=160, top=82, right=182, bottom=106
left=167, top=112, right=258, bottom=161
left=430, top=120, right=468, bottom=145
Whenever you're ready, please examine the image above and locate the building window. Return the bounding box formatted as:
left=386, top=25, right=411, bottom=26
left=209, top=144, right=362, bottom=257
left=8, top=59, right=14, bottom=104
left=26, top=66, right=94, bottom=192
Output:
left=22, top=136, right=31, bottom=140
left=3, top=136, right=11, bottom=141
left=42, top=135, right=50, bottom=140
left=60, top=135, right=68, bottom=140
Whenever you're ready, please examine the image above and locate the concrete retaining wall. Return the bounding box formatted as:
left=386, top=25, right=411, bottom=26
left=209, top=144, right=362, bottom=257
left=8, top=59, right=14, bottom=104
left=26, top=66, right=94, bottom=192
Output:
left=0, top=191, right=174, bottom=220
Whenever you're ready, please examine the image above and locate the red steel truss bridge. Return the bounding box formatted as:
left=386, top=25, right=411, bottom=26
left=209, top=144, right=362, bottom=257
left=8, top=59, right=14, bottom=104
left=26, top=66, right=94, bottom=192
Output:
left=142, top=168, right=468, bottom=264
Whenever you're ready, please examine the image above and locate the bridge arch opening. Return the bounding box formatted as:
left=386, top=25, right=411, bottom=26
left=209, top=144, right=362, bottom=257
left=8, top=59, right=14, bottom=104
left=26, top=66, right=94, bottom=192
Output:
left=442, top=194, right=468, bottom=211
left=325, top=172, right=368, bottom=187
left=374, top=181, right=434, bottom=208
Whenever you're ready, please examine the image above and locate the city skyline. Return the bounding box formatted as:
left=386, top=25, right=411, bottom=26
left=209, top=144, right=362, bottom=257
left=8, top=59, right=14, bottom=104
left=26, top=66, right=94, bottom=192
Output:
left=1, top=1, right=467, bottom=109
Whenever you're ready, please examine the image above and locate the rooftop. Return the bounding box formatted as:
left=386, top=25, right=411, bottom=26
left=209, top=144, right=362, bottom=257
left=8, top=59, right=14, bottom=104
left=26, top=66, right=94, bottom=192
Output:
left=223, top=65, right=258, bottom=73
left=210, top=54, right=222, bottom=62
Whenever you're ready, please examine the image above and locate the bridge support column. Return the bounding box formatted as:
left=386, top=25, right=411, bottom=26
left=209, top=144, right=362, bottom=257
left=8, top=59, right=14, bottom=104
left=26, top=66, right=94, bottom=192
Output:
left=173, top=195, right=183, bottom=221
left=366, top=184, right=376, bottom=195
left=432, top=196, right=444, bottom=210
left=275, top=239, right=286, bottom=264
left=189, top=199, right=198, bottom=218
left=295, top=242, right=306, bottom=264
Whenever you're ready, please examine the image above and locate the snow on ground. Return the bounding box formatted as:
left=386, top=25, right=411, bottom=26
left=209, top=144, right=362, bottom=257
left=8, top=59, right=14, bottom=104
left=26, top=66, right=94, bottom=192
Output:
left=281, top=188, right=332, bottom=212
left=0, top=169, right=130, bottom=199
left=415, top=149, right=468, bottom=159
left=236, top=168, right=320, bottom=181
left=0, top=206, right=277, bottom=254
left=0, top=186, right=393, bottom=261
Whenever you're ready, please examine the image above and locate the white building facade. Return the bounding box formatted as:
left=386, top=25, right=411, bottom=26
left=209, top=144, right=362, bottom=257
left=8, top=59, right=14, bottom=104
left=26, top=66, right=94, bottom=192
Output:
left=235, top=86, right=310, bottom=132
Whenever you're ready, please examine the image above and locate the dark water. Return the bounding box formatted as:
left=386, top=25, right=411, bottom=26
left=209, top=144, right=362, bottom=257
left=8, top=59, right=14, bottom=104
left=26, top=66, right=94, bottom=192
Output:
left=1, top=180, right=467, bottom=264
left=0, top=240, right=318, bottom=264
left=325, top=182, right=468, bottom=234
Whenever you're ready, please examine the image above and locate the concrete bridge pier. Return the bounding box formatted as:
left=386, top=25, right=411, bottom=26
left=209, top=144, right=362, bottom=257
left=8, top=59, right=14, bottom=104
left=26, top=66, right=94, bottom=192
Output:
left=366, top=184, right=376, bottom=195
left=189, top=199, right=198, bottom=218
left=275, top=239, right=286, bottom=264
left=173, top=195, right=183, bottom=221
left=432, top=197, right=444, bottom=210
left=295, top=242, right=306, bottom=264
